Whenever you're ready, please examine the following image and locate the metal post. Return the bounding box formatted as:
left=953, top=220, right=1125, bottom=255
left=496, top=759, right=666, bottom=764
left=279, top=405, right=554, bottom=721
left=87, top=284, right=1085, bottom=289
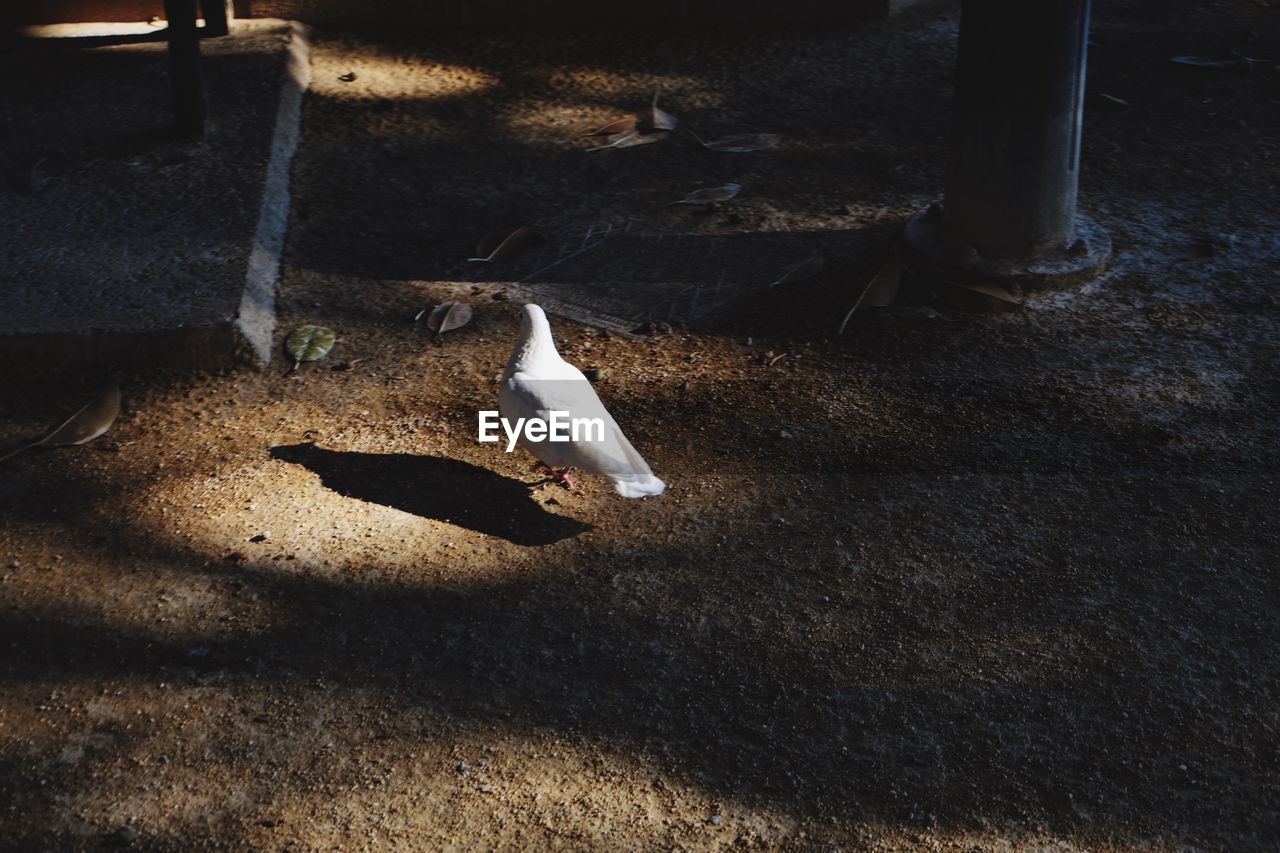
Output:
left=203, top=0, right=233, bottom=37
left=945, top=0, right=1088, bottom=257
left=164, top=0, right=204, bottom=137
left=904, top=0, right=1108, bottom=289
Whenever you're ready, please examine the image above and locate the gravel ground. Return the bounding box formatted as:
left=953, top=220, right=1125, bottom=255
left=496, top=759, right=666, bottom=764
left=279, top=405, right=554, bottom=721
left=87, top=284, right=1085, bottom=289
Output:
left=1, top=1, right=1278, bottom=849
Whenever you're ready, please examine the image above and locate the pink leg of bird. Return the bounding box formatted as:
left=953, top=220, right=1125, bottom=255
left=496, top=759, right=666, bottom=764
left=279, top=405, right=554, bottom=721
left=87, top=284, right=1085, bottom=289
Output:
left=533, top=462, right=575, bottom=489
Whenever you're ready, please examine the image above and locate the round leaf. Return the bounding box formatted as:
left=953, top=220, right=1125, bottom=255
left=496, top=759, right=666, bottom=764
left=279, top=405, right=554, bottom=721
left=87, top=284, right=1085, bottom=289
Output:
left=438, top=302, right=473, bottom=334
left=285, top=325, right=336, bottom=368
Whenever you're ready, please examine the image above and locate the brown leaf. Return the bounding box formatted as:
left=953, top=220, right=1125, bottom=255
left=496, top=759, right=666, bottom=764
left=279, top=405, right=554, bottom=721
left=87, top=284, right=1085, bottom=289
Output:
left=837, top=254, right=901, bottom=334
left=695, top=132, right=781, bottom=153
left=427, top=301, right=474, bottom=336
left=930, top=279, right=1021, bottom=314
left=0, top=383, right=121, bottom=463
left=861, top=255, right=901, bottom=308
left=586, top=129, right=665, bottom=151
left=638, top=91, right=679, bottom=132
left=581, top=114, right=637, bottom=138
left=470, top=226, right=543, bottom=263
left=662, top=182, right=741, bottom=207
left=771, top=253, right=825, bottom=288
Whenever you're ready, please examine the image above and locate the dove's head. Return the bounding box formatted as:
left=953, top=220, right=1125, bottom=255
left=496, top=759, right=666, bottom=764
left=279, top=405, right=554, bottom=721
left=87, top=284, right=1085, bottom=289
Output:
left=509, top=303, right=557, bottom=369
left=520, top=303, right=555, bottom=342
left=521, top=303, right=546, bottom=328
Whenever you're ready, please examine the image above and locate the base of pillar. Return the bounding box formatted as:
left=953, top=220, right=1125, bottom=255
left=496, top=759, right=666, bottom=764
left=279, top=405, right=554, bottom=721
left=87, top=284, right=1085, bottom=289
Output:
left=902, top=205, right=1111, bottom=293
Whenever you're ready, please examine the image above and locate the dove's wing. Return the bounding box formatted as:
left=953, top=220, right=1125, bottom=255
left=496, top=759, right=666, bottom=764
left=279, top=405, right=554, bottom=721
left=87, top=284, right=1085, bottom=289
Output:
left=499, top=365, right=666, bottom=497
left=498, top=303, right=666, bottom=498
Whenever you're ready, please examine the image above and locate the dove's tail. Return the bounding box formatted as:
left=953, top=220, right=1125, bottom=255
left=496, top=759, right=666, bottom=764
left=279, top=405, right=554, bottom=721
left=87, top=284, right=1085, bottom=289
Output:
left=603, top=419, right=666, bottom=498
left=611, top=473, right=667, bottom=498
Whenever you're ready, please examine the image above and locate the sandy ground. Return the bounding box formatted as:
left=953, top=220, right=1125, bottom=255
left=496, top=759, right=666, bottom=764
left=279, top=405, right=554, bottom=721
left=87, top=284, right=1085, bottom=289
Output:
left=2, top=0, right=1278, bottom=849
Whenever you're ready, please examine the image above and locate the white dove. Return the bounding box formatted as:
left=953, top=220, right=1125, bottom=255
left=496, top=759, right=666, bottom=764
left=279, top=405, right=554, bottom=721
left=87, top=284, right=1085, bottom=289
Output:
left=498, top=304, right=667, bottom=498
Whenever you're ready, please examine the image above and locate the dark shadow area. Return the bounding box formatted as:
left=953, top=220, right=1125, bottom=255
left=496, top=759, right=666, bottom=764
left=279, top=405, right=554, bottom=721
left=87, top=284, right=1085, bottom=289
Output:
left=284, top=19, right=953, bottom=328
left=270, top=443, right=591, bottom=546
left=0, top=507, right=1275, bottom=848
left=458, top=224, right=886, bottom=327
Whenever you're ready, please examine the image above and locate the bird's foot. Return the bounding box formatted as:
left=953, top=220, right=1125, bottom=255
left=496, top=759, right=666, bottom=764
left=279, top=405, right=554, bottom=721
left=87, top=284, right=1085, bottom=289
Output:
left=535, top=463, right=575, bottom=489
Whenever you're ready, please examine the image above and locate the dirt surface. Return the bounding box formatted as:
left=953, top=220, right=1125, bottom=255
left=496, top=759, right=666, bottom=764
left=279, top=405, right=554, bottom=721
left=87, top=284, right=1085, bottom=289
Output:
left=2, top=1, right=1279, bottom=849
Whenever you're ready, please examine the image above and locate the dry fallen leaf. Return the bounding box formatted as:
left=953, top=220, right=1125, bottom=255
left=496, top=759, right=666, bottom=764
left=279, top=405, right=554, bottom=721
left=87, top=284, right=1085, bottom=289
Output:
left=837, top=253, right=902, bottom=334
left=692, top=131, right=782, bottom=153
left=0, top=382, right=121, bottom=464
left=891, top=251, right=1021, bottom=314
left=929, top=278, right=1022, bottom=314
left=1169, top=53, right=1265, bottom=71
left=771, top=253, right=825, bottom=288
left=1086, top=91, right=1130, bottom=109
left=427, top=301, right=474, bottom=340
left=586, top=129, right=666, bottom=152
left=861, top=255, right=902, bottom=308
left=638, top=91, right=679, bottom=133
left=469, top=225, right=544, bottom=263
left=662, top=182, right=741, bottom=208
left=581, top=114, right=637, bottom=138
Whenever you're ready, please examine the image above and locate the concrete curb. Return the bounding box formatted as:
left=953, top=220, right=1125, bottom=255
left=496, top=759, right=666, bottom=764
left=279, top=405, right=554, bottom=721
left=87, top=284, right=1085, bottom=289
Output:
left=235, top=20, right=311, bottom=366
left=0, top=19, right=310, bottom=377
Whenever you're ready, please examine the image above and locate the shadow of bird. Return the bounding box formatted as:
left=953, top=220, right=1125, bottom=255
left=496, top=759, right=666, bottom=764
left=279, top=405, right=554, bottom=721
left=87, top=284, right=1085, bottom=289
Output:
left=270, top=444, right=591, bottom=547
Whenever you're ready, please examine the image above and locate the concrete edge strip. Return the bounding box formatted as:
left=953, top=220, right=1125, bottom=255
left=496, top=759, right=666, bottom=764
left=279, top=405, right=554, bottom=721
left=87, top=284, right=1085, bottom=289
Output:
left=488, top=284, right=641, bottom=339
left=235, top=20, right=312, bottom=365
